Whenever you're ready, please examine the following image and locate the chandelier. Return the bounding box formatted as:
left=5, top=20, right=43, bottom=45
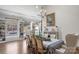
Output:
left=40, top=6, right=46, bottom=18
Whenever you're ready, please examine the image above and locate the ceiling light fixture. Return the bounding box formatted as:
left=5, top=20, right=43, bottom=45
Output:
left=36, top=5, right=38, bottom=9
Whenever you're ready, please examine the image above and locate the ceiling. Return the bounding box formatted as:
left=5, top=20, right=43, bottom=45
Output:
left=0, top=5, right=47, bottom=23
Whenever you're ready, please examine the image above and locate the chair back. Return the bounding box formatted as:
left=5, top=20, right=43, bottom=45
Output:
left=27, top=35, right=32, bottom=47
left=31, top=35, right=37, bottom=53
left=35, top=37, right=44, bottom=53
left=65, top=34, right=79, bottom=53
left=66, top=34, right=78, bottom=47
left=31, top=36, right=36, bottom=48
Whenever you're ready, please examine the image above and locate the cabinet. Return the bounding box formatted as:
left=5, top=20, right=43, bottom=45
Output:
left=44, top=26, right=58, bottom=39
left=0, top=20, right=5, bottom=41
left=43, top=13, right=57, bottom=39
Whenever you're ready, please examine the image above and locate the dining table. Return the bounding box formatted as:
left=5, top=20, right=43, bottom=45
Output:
left=43, top=39, right=64, bottom=53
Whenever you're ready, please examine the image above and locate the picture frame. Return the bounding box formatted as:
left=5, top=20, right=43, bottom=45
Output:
left=46, top=13, right=55, bottom=26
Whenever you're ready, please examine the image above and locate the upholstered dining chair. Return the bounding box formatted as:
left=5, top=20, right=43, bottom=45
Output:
left=31, top=35, right=37, bottom=53
left=35, top=36, right=47, bottom=54
left=27, top=35, right=33, bottom=53
left=55, top=34, right=79, bottom=54
left=27, top=35, right=31, bottom=47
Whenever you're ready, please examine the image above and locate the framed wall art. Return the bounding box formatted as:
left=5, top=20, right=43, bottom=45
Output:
left=46, top=13, right=55, bottom=26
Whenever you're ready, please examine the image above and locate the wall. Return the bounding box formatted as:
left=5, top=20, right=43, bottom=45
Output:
left=46, top=5, right=79, bottom=41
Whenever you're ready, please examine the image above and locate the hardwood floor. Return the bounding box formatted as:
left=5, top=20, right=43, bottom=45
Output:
left=0, top=39, right=29, bottom=54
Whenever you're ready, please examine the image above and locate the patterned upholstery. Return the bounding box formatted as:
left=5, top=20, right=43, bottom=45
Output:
left=66, top=34, right=78, bottom=47
left=64, top=34, right=78, bottom=53
left=56, top=34, right=79, bottom=54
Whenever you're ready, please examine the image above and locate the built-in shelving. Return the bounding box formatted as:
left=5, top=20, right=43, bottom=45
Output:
left=0, top=20, right=5, bottom=41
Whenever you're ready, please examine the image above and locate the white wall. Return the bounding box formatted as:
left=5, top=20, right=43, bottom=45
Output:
left=46, top=5, right=79, bottom=41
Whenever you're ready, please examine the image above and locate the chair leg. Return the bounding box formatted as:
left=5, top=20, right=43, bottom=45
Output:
left=47, top=48, right=55, bottom=54
left=31, top=48, right=37, bottom=54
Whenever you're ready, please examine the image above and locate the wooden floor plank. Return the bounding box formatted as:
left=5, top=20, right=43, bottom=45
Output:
left=0, top=39, right=29, bottom=54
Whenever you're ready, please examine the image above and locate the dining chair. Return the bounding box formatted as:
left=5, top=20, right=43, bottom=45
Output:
left=35, top=36, right=47, bottom=54
left=31, top=35, right=37, bottom=53
left=64, top=34, right=78, bottom=54
left=26, top=35, right=33, bottom=53
left=27, top=35, right=31, bottom=47
left=55, top=34, right=79, bottom=54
